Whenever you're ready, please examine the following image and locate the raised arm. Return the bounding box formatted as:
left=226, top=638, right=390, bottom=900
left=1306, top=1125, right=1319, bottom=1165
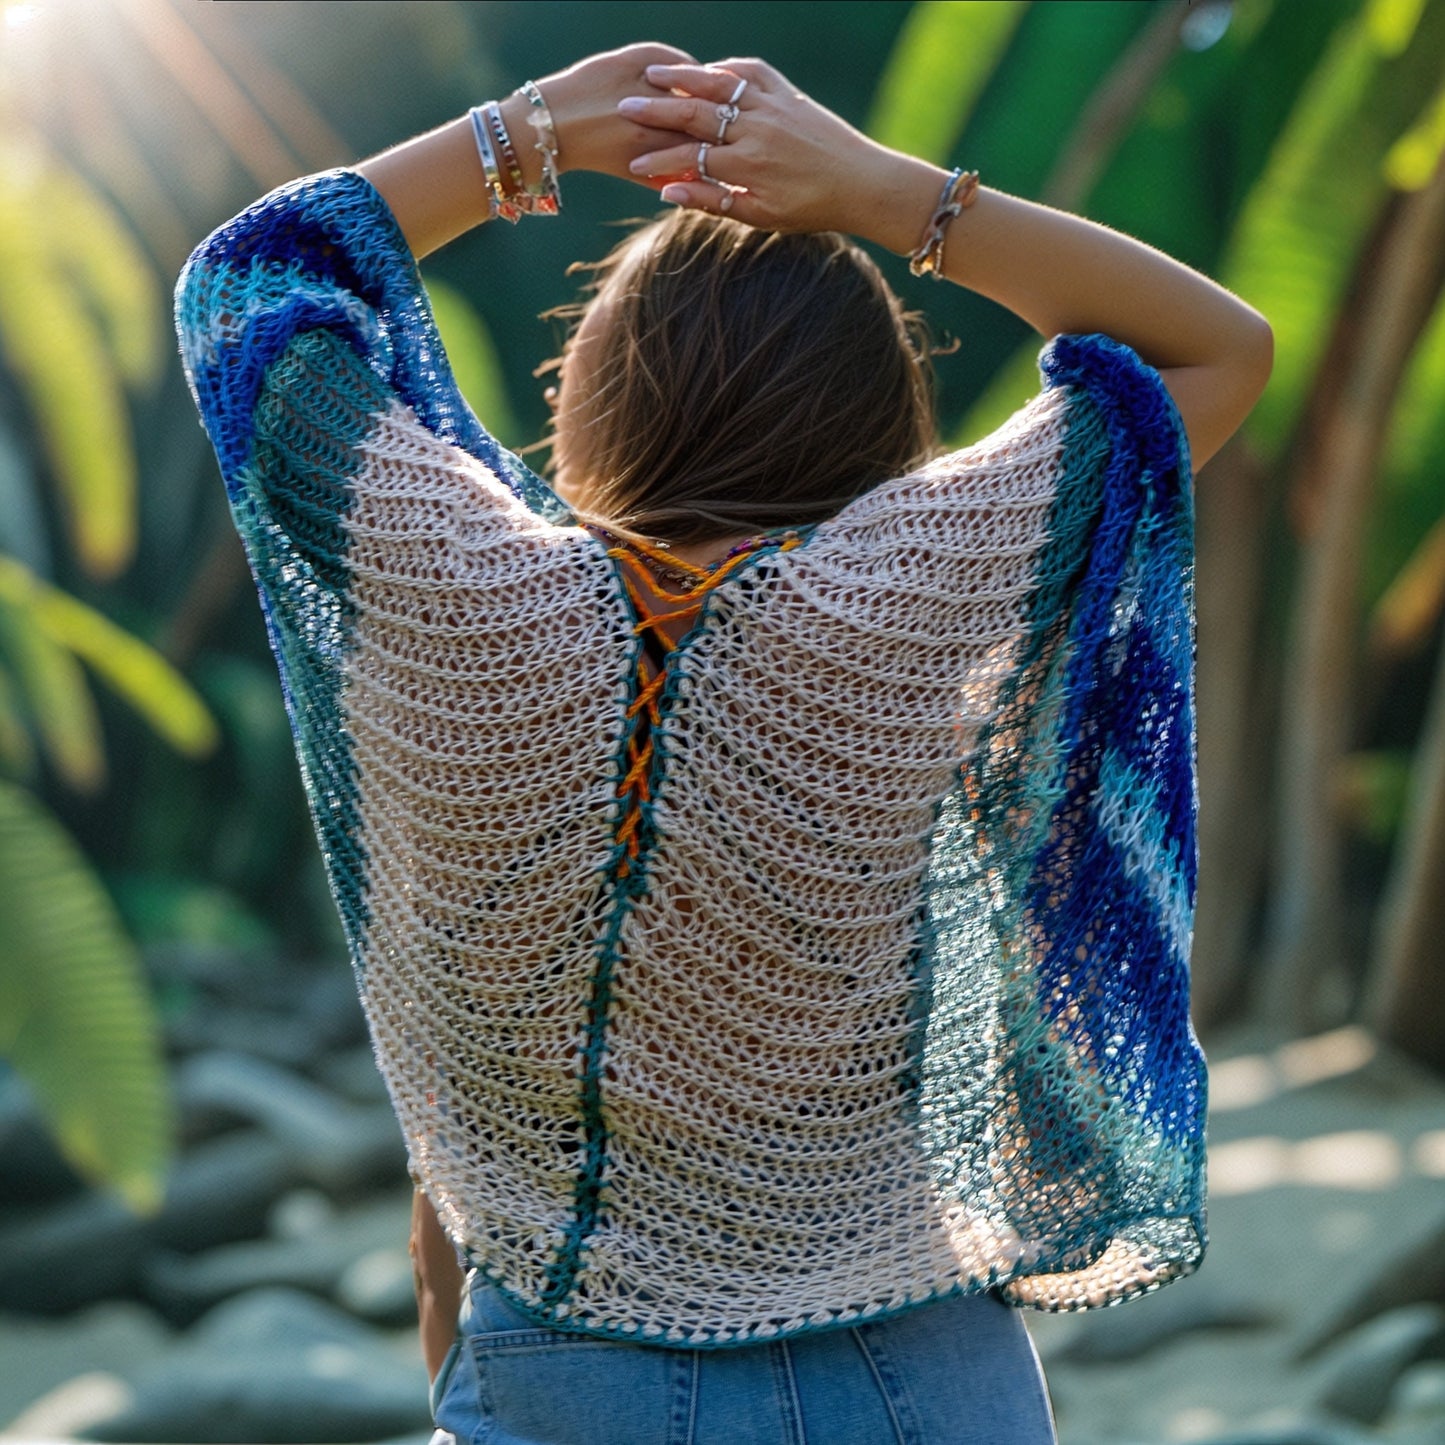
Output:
left=622, top=59, right=1272, bottom=470
left=357, top=43, right=694, bottom=259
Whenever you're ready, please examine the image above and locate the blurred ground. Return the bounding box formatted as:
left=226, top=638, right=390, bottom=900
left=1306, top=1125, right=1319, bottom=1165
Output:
left=1032, top=1025, right=1445, bottom=1444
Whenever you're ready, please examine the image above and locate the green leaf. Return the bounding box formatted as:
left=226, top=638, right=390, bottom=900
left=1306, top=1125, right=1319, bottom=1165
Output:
left=0, top=557, right=219, bottom=760
left=866, top=0, right=1028, bottom=162
left=1222, top=0, right=1445, bottom=458
left=0, top=779, right=173, bottom=1212
left=1367, top=0, right=1428, bottom=54
left=1368, top=289, right=1445, bottom=606
left=41, top=165, right=162, bottom=390
left=0, top=662, right=35, bottom=778
left=1385, top=80, right=1445, bottom=189
left=0, top=142, right=141, bottom=577
left=425, top=277, right=519, bottom=450
left=0, top=594, right=105, bottom=792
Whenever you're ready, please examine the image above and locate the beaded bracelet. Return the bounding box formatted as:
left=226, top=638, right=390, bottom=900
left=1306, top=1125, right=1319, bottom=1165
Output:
left=908, top=168, right=980, bottom=279
left=520, top=80, right=562, bottom=216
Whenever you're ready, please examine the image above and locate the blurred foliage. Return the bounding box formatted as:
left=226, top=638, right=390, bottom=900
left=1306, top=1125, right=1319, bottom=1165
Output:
left=0, top=778, right=172, bottom=1212
left=0, top=555, right=217, bottom=791
left=0, top=141, right=161, bottom=580
left=427, top=279, right=521, bottom=453
left=1222, top=0, right=1442, bottom=458
left=866, top=0, right=1026, bottom=163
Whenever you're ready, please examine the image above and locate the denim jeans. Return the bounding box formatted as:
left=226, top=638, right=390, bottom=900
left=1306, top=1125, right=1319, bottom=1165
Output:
left=430, top=1270, right=1057, bottom=1444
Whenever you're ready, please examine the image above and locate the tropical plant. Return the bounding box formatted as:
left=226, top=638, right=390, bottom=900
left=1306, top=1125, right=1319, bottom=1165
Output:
left=0, top=2, right=222, bottom=1206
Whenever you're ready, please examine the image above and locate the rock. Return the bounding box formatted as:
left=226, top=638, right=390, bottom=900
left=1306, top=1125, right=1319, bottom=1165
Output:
left=142, top=1195, right=414, bottom=1323
left=316, top=1043, right=394, bottom=1104
left=80, top=1287, right=431, bottom=1443
left=1049, top=1282, right=1275, bottom=1364
left=5, top=1372, right=135, bottom=1441
left=174, top=1052, right=406, bottom=1192
left=269, top=1187, right=338, bottom=1239
left=0, top=1074, right=85, bottom=1206
left=1300, top=1210, right=1445, bottom=1357
left=0, top=1301, right=171, bottom=1427
left=297, top=968, right=371, bottom=1049
left=1382, top=1360, right=1445, bottom=1436
left=336, top=1246, right=417, bottom=1325
left=1313, top=1304, right=1445, bottom=1424
left=169, top=1004, right=323, bottom=1073
left=0, top=1130, right=297, bottom=1312
left=1185, top=1415, right=1372, bottom=1445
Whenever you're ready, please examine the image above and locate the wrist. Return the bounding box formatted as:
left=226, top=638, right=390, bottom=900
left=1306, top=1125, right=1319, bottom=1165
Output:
left=496, top=92, right=546, bottom=193
left=847, top=146, right=952, bottom=257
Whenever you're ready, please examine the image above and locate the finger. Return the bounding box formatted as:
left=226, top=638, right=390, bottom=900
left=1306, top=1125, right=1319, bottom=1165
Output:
left=642, top=63, right=750, bottom=102
left=618, top=94, right=750, bottom=142
left=627, top=140, right=704, bottom=182
left=659, top=181, right=752, bottom=220
left=621, top=122, right=703, bottom=154
left=704, top=57, right=782, bottom=91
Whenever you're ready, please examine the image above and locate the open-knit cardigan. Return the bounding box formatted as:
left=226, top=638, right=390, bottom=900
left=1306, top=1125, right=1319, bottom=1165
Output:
left=176, top=169, right=1207, bottom=1348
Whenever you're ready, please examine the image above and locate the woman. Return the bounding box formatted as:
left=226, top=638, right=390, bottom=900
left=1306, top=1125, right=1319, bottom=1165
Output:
left=177, top=42, right=1270, bottom=1445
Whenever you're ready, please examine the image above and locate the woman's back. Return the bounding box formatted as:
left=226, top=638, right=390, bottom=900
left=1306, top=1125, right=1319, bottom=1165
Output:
left=181, top=175, right=1203, bottom=1342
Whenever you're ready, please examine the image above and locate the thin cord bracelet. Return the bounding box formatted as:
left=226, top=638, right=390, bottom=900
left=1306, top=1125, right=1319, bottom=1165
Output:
left=909, top=168, right=980, bottom=279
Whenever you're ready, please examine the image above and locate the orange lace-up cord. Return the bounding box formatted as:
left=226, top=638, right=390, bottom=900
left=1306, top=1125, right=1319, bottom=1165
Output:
left=593, top=528, right=803, bottom=878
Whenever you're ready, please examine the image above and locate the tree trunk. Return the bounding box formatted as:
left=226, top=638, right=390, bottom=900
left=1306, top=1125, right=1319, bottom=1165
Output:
left=1192, top=438, right=1275, bottom=1029
left=1039, top=0, right=1188, bottom=211
left=1260, top=153, right=1445, bottom=1027
left=1364, top=624, right=1445, bottom=1072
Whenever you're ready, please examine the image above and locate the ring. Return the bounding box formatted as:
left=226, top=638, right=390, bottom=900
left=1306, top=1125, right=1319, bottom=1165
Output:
left=727, top=77, right=748, bottom=104
left=716, top=103, right=740, bottom=141
left=697, top=142, right=714, bottom=185
left=719, top=191, right=735, bottom=214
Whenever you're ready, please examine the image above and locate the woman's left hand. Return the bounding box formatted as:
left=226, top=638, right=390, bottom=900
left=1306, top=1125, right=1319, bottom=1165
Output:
left=616, top=59, right=936, bottom=247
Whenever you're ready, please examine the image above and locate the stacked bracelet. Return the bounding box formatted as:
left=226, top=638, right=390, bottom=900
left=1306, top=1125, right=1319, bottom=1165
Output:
left=908, top=168, right=980, bottom=279
left=468, top=85, right=562, bottom=223
left=485, top=101, right=529, bottom=202
left=469, top=105, right=523, bottom=223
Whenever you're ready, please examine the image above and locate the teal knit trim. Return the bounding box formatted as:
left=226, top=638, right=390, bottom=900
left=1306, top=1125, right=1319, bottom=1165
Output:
left=238, top=329, right=393, bottom=962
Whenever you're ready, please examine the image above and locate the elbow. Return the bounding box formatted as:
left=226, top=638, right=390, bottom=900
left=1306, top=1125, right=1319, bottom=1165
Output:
left=1236, top=306, right=1275, bottom=405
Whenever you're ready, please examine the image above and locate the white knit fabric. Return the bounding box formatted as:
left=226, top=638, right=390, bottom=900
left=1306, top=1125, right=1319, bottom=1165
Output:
left=343, top=392, right=1070, bottom=1343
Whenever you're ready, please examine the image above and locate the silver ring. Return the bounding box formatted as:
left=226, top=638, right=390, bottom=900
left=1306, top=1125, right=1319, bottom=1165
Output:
left=727, top=77, right=748, bottom=104
left=716, top=103, right=740, bottom=141
left=697, top=142, right=714, bottom=185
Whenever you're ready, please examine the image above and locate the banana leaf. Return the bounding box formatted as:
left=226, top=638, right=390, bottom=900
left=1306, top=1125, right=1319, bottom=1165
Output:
left=0, top=779, right=172, bottom=1212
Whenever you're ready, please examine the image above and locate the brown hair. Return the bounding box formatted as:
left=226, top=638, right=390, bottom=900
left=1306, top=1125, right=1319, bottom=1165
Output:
left=544, top=209, right=936, bottom=545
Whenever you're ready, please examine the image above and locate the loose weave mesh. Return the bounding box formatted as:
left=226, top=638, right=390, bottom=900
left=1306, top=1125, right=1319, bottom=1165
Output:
left=177, top=171, right=1207, bottom=1346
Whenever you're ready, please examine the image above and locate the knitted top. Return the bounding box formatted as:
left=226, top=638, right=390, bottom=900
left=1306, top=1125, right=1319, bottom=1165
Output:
left=176, top=169, right=1207, bottom=1347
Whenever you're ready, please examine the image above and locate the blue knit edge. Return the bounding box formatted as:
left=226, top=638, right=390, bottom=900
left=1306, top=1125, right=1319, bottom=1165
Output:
left=177, top=169, right=572, bottom=522
left=915, top=334, right=1207, bottom=1299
